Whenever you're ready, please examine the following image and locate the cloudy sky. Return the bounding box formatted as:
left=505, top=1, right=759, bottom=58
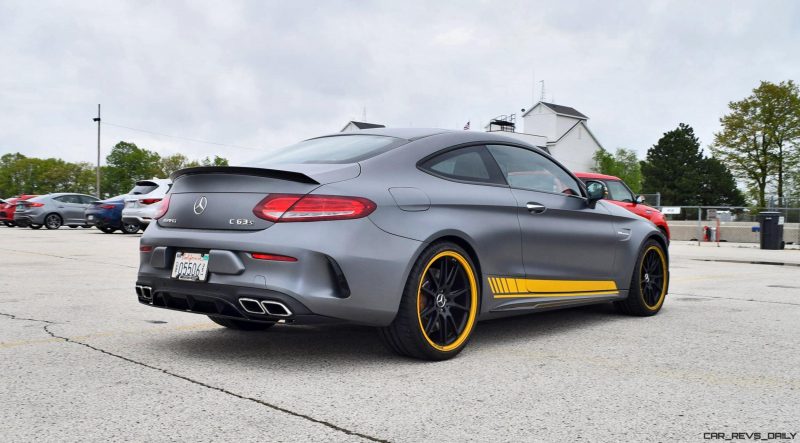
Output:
left=1, top=1, right=798, bottom=165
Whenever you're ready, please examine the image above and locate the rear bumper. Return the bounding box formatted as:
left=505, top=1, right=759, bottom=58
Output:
left=123, top=215, right=151, bottom=226
left=13, top=214, right=43, bottom=225
left=137, top=218, right=423, bottom=326
left=85, top=212, right=119, bottom=228
left=134, top=278, right=339, bottom=325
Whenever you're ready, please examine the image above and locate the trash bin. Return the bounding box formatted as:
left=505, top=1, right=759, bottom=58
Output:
left=758, top=211, right=784, bottom=250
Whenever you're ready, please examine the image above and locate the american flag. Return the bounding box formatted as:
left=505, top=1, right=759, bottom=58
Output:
left=463, top=121, right=470, bottom=130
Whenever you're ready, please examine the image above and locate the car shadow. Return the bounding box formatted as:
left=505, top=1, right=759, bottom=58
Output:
left=153, top=303, right=623, bottom=366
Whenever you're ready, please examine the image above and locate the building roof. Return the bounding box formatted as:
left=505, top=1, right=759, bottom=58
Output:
left=546, top=120, right=604, bottom=150
left=341, top=121, right=386, bottom=131
left=522, top=102, right=588, bottom=120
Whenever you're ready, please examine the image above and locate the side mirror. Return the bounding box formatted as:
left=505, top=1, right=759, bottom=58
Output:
left=635, top=195, right=645, bottom=204
left=585, top=180, right=606, bottom=209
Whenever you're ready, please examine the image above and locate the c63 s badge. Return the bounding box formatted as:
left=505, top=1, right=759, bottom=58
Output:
left=229, top=218, right=255, bottom=225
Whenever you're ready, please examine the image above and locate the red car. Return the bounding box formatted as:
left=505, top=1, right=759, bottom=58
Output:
left=574, top=172, right=670, bottom=240
left=0, top=195, right=39, bottom=227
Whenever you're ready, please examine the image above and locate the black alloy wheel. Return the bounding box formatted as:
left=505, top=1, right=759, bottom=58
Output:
left=122, top=222, right=140, bottom=234
left=45, top=214, right=62, bottom=230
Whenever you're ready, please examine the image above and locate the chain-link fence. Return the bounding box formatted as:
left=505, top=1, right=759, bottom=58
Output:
left=655, top=206, right=800, bottom=245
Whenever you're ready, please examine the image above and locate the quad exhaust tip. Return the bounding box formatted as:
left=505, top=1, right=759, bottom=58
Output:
left=261, top=300, right=292, bottom=317
left=136, top=285, right=153, bottom=301
left=238, top=298, right=293, bottom=317
left=238, top=298, right=266, bottom=314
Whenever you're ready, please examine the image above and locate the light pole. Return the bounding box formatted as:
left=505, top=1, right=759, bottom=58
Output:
left=93, top=104, right=101, bottom=198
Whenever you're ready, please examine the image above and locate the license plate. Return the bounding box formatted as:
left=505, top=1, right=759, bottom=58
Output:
left=171, top=252, right=209, bottom=282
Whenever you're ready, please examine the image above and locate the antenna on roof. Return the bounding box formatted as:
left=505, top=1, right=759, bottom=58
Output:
left=539, top=80, right=545, bottom=102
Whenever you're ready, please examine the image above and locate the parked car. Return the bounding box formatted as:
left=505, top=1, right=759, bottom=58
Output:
left=122, top=179, right=172, bottom=228
left=136, top=129, right=669, bottom=361
left=85, top=195, right=141, bottom=234
left=0, top=195, right=39, bottom=227
left=14, top=193, right=98, bottom=229
left=574, top=172, right=671, bottom=240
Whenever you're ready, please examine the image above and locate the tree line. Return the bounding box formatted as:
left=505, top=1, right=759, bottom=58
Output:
left=0, top=141, right=228, bottom=199
left=593, top=80, right=800, bottom=207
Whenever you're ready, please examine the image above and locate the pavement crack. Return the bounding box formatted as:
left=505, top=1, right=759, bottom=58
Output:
left=671, top=292, right=800, bottom=306
left=40, top=324, right=389, bottom=443
left=0, top=311, right=56, bottom=324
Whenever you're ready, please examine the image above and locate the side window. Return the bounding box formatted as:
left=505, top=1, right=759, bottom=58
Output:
left=420, top=146, right=501, bottom=184
left=604, top=180, right=634, bottom=202
left=55, top=195, right=77, bottom=204
left=79, top=195, right=97, bottom=204
left=487, top=145, right=582, bottom=196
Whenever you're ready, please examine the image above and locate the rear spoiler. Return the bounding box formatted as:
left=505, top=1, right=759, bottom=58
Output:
left=170, top=166, right=319, bottom=185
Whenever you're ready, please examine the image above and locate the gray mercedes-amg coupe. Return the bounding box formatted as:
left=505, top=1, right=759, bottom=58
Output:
left=136, top=128, right=669, bottom=360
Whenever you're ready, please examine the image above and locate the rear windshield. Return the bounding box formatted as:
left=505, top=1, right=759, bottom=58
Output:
left=129, top=182, right=158, bottom=195
left=246, top=135, right=403, bottom=165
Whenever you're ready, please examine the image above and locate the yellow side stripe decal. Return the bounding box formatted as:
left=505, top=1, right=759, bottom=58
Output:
left=488, top=277, right=618, bottom=298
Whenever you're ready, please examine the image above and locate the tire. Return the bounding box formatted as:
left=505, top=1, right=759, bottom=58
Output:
left=44, top=214, right=62, bottom=230
left=30, top=224, right=42, bottom=230
left=3, top=221, right=14, bottom=227
left=614, top=239, right=669, bottom=316
left=99, top=226, right=116, bottom=234
left=121, top=222, right=140, bottom=234
left=208, top=316, right=275, bottom=331
left=379, top=242, right=480, bottom=361
left=68, top=225, right=78, bottom=228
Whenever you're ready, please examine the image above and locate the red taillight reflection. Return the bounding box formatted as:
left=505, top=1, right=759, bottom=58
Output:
left=154, top=195, right=170, bottom=219
left=250, top=252, right=297, bottom=262
left=140, top=198, right=162, bottom=205
left=252, top=194, right=376, bottom=222
left=139, top=245, right=153, bottom=252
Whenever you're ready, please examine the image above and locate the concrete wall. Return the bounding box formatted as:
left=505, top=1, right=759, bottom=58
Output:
left=669, top=221, right=800, bottom=244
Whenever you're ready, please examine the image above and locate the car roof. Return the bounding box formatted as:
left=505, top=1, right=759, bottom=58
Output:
left=573, top=171, right=621, bottom=181
left=315, top=127, right=449, bottom=141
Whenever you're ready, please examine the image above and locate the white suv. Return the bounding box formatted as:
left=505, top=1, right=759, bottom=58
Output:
left=121, top=178, right=172, bottom=227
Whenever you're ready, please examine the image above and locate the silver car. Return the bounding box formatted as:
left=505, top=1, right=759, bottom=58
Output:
left=136, top=129, right=669, bottom=360
left=121, top=178, right=172, bottom=227
left=14, top=193, right=98, bottom=229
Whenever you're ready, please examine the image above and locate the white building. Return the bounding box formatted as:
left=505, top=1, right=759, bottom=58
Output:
left=485, top=102, right=603, bottom=172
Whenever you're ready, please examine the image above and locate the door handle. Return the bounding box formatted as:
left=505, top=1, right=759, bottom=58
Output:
left=526, top=202, right=546, bottom=214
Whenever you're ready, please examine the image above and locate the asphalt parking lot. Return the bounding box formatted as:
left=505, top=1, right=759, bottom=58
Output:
left=1, top=228, right=799, bottom=442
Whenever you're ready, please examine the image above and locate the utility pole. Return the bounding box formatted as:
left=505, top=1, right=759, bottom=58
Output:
left=93, top=104, right=101, bottom=198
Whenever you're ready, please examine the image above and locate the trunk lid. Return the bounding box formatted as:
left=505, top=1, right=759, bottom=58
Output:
left=158, top=164, right=359, bottom=231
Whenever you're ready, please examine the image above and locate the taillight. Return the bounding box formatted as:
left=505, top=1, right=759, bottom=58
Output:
left=140, top=198, right=162, bottom=205
left=250, top=252, right=297, bottom=262
left=252, top=194, right=376, bottom=222
left=100, top=204, right=116, bottom=210
left=139, top=245, right=153, bottom=252
left=28, top=202, right=44, bottom=207
left=154, top=195, right=170, bottom=219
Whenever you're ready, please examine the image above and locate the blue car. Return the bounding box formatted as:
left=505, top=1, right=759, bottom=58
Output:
left=85, top=195, right=141, bottom=234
